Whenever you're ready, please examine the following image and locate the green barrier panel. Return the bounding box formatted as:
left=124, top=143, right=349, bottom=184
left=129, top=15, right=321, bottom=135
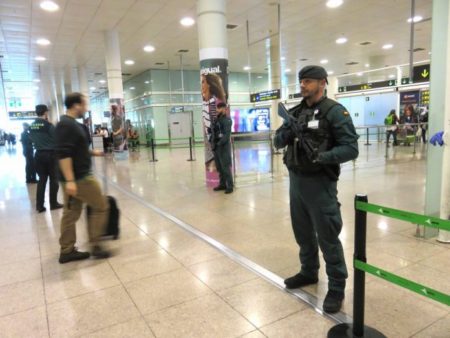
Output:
left=354, top=259, right=450, bottom=306
left=356, top=201, right=450, bottom=232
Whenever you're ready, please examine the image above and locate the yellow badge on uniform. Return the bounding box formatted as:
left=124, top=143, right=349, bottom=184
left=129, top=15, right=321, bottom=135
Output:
left=343, top=111, right=349, bottom=116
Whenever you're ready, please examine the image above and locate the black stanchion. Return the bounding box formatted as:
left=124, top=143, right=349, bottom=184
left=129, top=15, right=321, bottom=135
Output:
left=149, top=138, right=158, bottom=162
left=328, top=195, right=386, bottom=338
left=187, top=137, right=196, bottom=162
left=365, top=128, right=371, bottom=146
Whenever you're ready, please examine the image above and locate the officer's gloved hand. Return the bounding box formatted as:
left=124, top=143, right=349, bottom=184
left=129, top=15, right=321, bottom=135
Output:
left=430, top=131, right=444, bottom=146
left=280, top=125, right=295, bottom=144
left=311, top=148, right=319, bottom=163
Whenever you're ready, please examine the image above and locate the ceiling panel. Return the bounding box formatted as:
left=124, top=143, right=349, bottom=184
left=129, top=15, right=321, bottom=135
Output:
left=0, top=0, right=434, bottom=99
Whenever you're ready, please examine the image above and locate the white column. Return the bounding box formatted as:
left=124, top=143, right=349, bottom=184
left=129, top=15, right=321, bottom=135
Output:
left=104, top=30, right=124, bottom=99
left=198, top=0, right=229, bottom=186
left=77, top=65, right=90, bottom=105
left=424, top=0, right=450, bottom=241
left=269, top=38, right=282, bottom=131
left=71, top=67, right=80, bottom=92
left=327, top=76, right=339, bottom=100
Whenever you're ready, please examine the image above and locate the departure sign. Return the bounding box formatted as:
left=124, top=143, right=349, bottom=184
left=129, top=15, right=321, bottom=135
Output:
left=420, top=89, right=430, bottom=105
left=338, top=79, right=397, bottom=93
left=413, top=64, right=430, bottom=83
left=288, top=92, right=302, bottom=99
left=8, top=111, right=37, bottom=120
left=250, top=89, right=281, bottom=102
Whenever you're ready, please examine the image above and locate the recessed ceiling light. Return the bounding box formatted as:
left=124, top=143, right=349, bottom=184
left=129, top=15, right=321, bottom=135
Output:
left=124, top=60, right=135, bottom=65
left=280, top=56, right=286, bottom=61
left=145, top=81, right=150, bottom=84
left=99, top=79, right=106, bottom=84
left=40, top=1, right=59, bottom=12
left=33, top=79, right=41, bottom=83
left=407, top=16, right=423, bottom=23
left=143, top=45, right=155, bottom=53
left=357, top=72, right=363, bottom=76
left=327, top=70, right=334, bottom=75
left=389, top=74, right=395, bottom=78
left=285, top=68, right=291, bottom=73
left=326, top=0, right=343, bottom=8
left=365, top=63, right=370, bottom=67
left=89, top=86, right=96, bottom=90
left=35, top=56, right=46, bottom=61
left=382, top=44, right=393, bottom=49
left=130, top=87, right=135, bottom=90
left=36, top=38, right=51, bottom=46
left=257, top=76, right=263, bottom=79
left=336, top=37, right=347, bottom=44
left=180, top=17, right=195, bottom=27
left=243, top=66, right=251, bottom=71
left=320, top=59, right=329, bottom=64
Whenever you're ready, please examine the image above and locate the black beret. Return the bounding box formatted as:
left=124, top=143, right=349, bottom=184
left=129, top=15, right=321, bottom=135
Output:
left=298, top=65, right=328, bottom=83
left=35, top=104, right=49, bottom=116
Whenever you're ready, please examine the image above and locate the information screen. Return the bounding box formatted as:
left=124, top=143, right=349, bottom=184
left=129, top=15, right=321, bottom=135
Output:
left=230, top=107, right=270, bottom=133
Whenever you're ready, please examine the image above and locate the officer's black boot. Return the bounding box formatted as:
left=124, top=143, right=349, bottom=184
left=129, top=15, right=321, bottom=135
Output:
left=213, top=185, right=226, bottom=191
left=284, top=272, right=318, bottom=289
left=323, top=290, right=345, bottom=313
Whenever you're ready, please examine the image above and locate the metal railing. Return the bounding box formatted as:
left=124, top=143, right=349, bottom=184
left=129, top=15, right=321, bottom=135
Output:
left=328, top=195, right=450, bottom=338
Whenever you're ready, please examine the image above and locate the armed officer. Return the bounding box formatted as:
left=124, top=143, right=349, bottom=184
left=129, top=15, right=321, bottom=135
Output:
left=30, top=104, right=63, bottom=213
left=212, top=102, right=234, bottom=194
left=274, top=65, right=359, bottom=313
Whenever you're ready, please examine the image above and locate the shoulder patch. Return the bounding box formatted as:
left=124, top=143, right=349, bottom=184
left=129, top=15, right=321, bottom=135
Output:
left=343, top=111, right=349, bottom=116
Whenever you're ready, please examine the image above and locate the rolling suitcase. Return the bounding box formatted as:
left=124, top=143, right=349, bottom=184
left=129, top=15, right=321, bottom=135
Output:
left=86, top=157, right=120, bottom=240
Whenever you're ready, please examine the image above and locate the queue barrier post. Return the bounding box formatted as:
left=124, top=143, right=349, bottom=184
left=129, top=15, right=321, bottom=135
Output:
left=149, top=138, right=158, bottom=162
left=328, top=195, right=386, bottom=338
left=187, top=137, right=196, bottom=162
left=365, top=128, right=371, bottom=146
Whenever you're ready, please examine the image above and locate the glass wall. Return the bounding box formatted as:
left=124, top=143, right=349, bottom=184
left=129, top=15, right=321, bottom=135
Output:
left=89, top=68, right=274, bottom=144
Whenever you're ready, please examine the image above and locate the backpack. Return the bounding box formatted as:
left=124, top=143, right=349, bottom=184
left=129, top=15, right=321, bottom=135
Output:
left=385, top=115, right=393, bottom=125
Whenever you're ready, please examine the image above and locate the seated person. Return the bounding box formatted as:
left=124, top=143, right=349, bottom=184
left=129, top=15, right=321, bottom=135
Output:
left=127, top=127, right=139, bottom=150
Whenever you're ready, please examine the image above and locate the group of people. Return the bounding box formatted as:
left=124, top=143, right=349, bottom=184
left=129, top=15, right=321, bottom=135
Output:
left=15, top=65, right=363, bottom=315
left=1, top=131, right=17, bottom=147
left=385, top=105, right=429, bottom=146
left=20, top=94, right=111, bottom=263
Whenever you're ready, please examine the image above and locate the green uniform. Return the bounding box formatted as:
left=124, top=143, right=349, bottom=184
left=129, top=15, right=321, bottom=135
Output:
left=213, top=114, right=233, bottom=190
left=29, top=117, right=59, bottom=210
left=274, top=97, right=359, bottom=293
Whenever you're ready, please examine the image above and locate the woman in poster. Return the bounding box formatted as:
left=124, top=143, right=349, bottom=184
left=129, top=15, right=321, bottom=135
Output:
left=201, top=73, right=226, bottom=169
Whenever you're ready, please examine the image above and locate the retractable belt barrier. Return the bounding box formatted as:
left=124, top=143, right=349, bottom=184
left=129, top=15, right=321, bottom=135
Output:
left=328, top=195, right=450, bottom=338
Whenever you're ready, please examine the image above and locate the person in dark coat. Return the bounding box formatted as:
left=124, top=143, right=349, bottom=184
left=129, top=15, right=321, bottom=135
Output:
left=20, top=123, right=37, bottom=183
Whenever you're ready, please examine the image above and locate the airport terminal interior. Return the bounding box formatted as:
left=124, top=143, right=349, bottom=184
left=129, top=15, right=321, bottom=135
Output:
left=0, top=0, right=449, bottom=337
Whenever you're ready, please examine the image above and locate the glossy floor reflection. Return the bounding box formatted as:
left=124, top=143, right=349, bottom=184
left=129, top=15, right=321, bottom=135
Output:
left=0, top=141, right=448, bottom=337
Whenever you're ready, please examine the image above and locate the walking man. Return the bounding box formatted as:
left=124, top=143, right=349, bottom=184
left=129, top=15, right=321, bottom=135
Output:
left=29, top=104, right=62, bottom=212
left=274, top=65, right=359, bottom=313
left=55, top=92, right=110, bottom=264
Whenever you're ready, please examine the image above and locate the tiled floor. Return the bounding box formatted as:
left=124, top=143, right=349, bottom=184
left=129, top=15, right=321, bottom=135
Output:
left=0, top=141, right=448, bottom=337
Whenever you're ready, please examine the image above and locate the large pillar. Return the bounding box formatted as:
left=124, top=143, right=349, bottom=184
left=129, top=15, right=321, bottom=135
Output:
left=104, top=29, right=126, bottom=151
left=269, top=37, right=282, bottom=131
left=327, top=76, right=339, bottom=100
left=77, top=65, right=90, bottom=104
left=424, top=0, right=450, bottom=241
left=71, top=67, right=80, bottom=92
left=198, top=0, right=228, bottom=186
